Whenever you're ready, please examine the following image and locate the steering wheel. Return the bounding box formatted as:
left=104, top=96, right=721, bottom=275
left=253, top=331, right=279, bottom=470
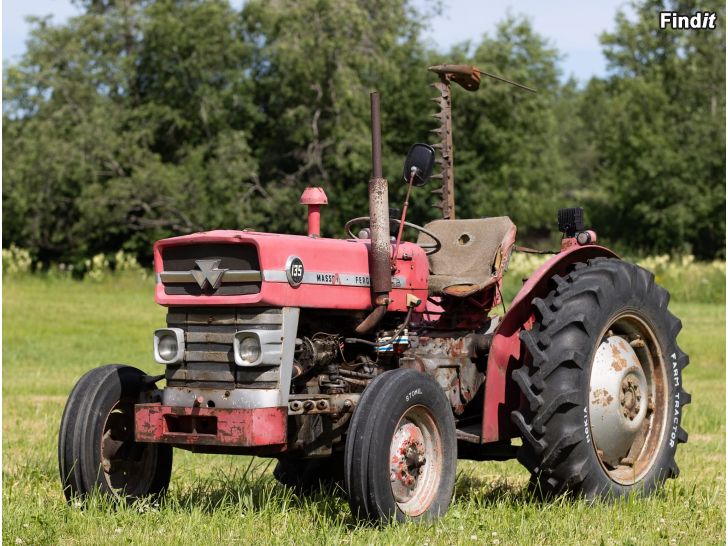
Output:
left=344, top=216, right=442, bottom=256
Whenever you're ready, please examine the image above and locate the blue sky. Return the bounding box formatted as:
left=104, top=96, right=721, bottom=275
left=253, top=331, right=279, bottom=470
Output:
left=2, top=0, right=633, bottom=83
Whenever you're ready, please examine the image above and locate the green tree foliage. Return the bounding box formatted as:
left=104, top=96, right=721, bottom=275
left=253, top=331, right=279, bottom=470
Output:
left=2, top=0, right=725, bottom=266
left=239, top=0, right=437, bottom=235
left=3, top=0, right=260, bottom=264
left=577, top=0, right=725, bottom=258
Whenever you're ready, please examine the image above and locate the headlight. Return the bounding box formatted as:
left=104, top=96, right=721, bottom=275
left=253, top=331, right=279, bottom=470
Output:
left=158, top=335, right=178, bottom=361
left=153, top=328, right=185, bottom=364
left=239, top=337, right=261, bottom=363
left=235, top=335, right=261, bottom=366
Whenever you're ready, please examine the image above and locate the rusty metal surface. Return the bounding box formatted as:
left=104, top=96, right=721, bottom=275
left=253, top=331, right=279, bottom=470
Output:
left=287, top=393, right=360, bottom=415
left=429, top=79, right=455, bottom=220
left=134, top=403, right=287, bottom=447
left=400, top=334, right=485, bottom=415
left=427, top=65, right=480, bottom=220
left=388, top=405, right=442, bottom=516
left=428, top=64, right=481, bottom=91
left=368, top=176, right=392, bottom=296
left=370, top=92, right=383, bottom=178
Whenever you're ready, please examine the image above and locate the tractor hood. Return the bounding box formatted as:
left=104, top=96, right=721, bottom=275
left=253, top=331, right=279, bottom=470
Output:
left=153, top=230, right=428, bottom=312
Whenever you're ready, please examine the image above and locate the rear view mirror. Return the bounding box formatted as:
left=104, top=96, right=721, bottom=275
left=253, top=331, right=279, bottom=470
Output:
left=403, top=143, right=435, bottom=187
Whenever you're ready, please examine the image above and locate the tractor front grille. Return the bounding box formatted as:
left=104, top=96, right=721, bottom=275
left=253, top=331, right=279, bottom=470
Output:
left=160, top=243, right=261, bottom=296
left=165, top=307, right=282, bottom=389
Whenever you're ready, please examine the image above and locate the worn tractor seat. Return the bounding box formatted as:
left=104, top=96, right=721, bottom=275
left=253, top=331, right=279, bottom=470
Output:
left=417, top=217, right=517, bottom=297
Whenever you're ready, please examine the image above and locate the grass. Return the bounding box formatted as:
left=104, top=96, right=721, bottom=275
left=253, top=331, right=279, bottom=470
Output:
left=3, top=274, right=725, bottom=545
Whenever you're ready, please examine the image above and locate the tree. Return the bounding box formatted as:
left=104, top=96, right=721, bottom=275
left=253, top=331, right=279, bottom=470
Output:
left=239, top=0, right=437, bottom=236
left=579, top=0, right=725, bottom=258
left=3, top=0, right=260, bottom=265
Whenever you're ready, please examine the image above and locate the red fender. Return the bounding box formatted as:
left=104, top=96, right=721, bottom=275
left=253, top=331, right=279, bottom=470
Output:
left=481, top=245, right=619, bottom=443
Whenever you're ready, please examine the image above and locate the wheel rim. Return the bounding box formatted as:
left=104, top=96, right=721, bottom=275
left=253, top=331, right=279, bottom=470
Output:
left=100, top=399, right=159, bottom=498
left=388, top=405, right=442, bottom=516
left=588, top=313, right=668, bottom=485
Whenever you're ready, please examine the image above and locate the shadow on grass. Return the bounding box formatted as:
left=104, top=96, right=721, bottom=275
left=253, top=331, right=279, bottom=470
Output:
left=166, top=458, right=351, bottom=523
left=162, top=461, right=552, bottom=527
left=72, top=458, right=675, bottom=527
left=452, top=470, right=543, bottom=507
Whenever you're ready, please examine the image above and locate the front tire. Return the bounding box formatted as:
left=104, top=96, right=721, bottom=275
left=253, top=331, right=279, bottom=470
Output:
left=58, top=365, right=173, bottom=502
left=512, top=258, right=690, bottom=499
left=344, top=368, right=457, bottom=522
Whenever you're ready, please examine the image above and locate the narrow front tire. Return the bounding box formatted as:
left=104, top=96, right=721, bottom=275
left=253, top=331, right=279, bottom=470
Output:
left=58, top=365, right=173, bottom=502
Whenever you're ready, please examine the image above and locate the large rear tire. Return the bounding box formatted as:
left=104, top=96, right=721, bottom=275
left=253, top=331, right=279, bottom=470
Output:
left=344, top=368, right=457, bottom=522
left=512, top=258, right=690, bottom=499
left=59, top=365, right=173, bottom=502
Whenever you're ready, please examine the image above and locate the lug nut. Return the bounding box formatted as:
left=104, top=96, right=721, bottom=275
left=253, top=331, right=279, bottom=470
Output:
left=303, top=400, right=315, bottom=411
left=316, top=400, right=328, bottom=411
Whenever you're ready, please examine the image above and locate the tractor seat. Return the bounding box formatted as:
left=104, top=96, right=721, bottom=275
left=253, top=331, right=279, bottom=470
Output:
left=417, top=217, right=517, bottom=298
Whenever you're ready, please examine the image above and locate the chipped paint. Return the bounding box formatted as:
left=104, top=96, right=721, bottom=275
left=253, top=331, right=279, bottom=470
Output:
left=592, top=388, right=614, bottom=407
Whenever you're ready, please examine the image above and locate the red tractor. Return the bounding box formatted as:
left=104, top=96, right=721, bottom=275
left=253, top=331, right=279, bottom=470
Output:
left=59, top=65, right=690, bottom=522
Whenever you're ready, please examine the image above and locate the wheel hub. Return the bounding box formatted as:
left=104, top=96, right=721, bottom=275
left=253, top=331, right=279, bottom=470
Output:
left=390, top=422, right=426, bottom=501
left=589, top=335, right=648, bottom=467
left=100, top=401, right=157, bottom=496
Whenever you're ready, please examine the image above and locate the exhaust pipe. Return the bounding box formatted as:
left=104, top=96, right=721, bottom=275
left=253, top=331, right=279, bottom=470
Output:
left=355, top=91, right=391, bottom=334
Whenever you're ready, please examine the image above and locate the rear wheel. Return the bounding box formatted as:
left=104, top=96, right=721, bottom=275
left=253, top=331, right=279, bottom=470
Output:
left=345, top=369, right=456, bottom=522
left=512, top=258, right=690, bottom=498
left=59, top=365, right=173, bottom=502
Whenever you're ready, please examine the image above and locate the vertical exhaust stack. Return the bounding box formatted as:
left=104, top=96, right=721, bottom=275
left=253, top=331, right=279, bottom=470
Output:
left=355, top=91, right=391, bottom=334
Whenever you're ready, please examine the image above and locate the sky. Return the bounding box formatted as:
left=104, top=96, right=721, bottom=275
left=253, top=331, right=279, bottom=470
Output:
left=2, top=0, right=634, bottom=83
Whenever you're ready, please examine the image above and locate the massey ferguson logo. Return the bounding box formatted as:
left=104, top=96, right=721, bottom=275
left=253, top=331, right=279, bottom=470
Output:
left=191, top=259, right=227, bottom=289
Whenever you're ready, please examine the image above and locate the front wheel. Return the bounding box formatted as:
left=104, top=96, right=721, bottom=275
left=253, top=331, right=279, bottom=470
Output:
left=58, top=365, right=173, bottom=502
left=512, top=258, right=690, bottom=499
left=345, top=369, right=457, bottom=522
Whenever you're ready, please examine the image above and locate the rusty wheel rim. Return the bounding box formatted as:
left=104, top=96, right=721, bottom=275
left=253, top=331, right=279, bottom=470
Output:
left=388, top=405, right=442, bottom=516
left=588, top=312, right=668, bottom=485
left=100, top=399, right=158, bottom=497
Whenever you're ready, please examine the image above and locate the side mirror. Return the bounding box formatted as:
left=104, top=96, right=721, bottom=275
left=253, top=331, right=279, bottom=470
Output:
left=402, top=143, right=436, bottom=187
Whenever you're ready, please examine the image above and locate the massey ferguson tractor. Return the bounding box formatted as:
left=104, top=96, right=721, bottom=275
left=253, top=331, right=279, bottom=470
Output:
left=59, top=64, right=690, bottom=522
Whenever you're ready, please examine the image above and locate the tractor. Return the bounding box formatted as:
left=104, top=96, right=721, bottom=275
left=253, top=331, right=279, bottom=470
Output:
left=59, top=64, right=690, bottom=522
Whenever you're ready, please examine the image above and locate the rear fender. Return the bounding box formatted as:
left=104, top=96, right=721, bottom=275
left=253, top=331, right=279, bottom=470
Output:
left=481, top=245, right=619, bottom=443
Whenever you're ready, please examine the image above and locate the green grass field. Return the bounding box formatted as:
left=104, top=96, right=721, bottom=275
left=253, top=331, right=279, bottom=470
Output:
left=3, top=274, right=725, bottom=545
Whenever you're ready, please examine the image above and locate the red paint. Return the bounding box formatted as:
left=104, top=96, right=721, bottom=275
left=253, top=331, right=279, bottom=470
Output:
left=481, top=245, right=619, bottom=443
left=299, top=187, right=328, bottom=205
left=300, top=187, right=328, bottom=237
left=134, top=403, right=287, bottom=447
left=154, top=231, right=428, bottom=312
left=307, top=206, right=321, bottom=237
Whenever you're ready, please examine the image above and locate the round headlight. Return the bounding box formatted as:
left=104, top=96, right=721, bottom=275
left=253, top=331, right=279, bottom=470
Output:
left=238, top=336, right=261, bottom=364
left=158, top=335, right=179, bottom=362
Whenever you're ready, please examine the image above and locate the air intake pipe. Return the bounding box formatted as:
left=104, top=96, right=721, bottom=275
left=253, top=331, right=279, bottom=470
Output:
left=355, top=92, right=391, bottom=334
